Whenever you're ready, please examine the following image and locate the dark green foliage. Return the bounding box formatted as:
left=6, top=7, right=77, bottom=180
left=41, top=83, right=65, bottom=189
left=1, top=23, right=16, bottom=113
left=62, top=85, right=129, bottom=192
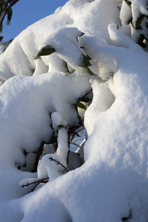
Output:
left=0, top=23, right=3, bottom=33
left=135, top=14, right=145, bottom=29
left=125, top=17, right=132, bottom=25
left=0, top=36, right=3, bottom=41
left=120, top=0, right=148, bottom=47
left=80, top=54, right=92, bottom=67
left=36, top=45, right=55, bottom=58
left=79, top=32, right=85, bottom=37
left=0, top=0, right=20, bottom=41
left=76, top=102, right=87, bottom=110
left=124, top=0, right=131, bottom=6
left=61, top=59, right=74, bottom=74
left=7, top=8, right=13, bottom=24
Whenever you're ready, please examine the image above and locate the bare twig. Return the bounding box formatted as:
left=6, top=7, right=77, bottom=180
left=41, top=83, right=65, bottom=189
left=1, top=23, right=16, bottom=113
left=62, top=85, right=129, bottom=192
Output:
left=68, top=125, right=84, bottom=141
left=69, top=141, right=80, bottom=147
left=49, top=157, right=69, bottom=172
left=20, top=178, right=49, bottom=188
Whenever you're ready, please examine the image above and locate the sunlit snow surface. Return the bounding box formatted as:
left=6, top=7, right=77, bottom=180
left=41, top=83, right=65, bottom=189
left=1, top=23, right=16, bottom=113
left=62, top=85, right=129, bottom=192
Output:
left=0, top=0, right=148, bottom=221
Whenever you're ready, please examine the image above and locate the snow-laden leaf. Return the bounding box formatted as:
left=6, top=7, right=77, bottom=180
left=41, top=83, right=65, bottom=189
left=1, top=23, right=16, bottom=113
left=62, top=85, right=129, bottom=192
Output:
left=7, top=8, right=12, bottom=25
left=36, top=45, right=55, bottom=58
left=80, top=54, right=92, bottom=67
left=76, top=102, right=87, bottom=110
left=135, top=14, right=145, bottom=29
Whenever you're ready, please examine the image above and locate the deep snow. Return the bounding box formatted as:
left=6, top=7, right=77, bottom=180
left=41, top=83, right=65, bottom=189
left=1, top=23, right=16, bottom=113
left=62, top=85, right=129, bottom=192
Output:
left=0, top=0, right=148, bottom=221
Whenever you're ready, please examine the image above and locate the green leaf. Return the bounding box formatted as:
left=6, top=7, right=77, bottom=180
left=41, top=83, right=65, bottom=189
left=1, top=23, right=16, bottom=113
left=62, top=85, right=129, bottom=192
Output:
left=0, top=36, right=3, bottom=42
left=124, top=0, right=131, bottom=7
left=7, top=8, right=13, bottom=25
left=62, top=60, right=70, bottom=72
left=0, top=0, right=5, bottom=14
left=80, top=54, right=92, bottom=67
left=126, top=17, right=132, bottom=25
left=0, top=23, right=3, bottom=33
left=79, top=32, right=85, bottom=37
left=57, top=125, right=64, bottom=128
left=86, top=67, right=95, bottom=75
left=76, top=102, right=87, bottom=110
left=76, top=32, right=85, bottom=41
left=36, top=45, right=55, bottom=58
left=62, top=60, right=74, bottom=74
left=135, top=15, right=145, bottom=29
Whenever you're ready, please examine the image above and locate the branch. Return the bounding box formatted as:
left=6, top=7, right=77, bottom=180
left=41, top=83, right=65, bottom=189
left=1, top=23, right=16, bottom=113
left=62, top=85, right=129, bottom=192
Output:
left=49, top=157, right=69, bottom=172
left=20, top=178, right=49, bottom=188
left=69, top=141, right=80, bottom=147
left=0, top=0, right=20, bottom=27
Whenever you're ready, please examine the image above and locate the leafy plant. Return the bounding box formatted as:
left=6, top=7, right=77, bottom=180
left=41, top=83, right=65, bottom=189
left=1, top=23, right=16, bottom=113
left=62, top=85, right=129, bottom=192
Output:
left=0, top=0, right=20, bottom=40
left=35, top=45, right=55, bottom=58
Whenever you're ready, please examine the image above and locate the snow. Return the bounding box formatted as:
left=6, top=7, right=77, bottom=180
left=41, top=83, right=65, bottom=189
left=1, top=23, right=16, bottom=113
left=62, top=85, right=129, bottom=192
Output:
left=130, top=0, right=148, bottom=26
left=0, top=0, right=148, bottom=221
left=120, top=1, right=132, bottom=25
left=51, top=112, right=68, bottom=130
left=0, top=71, right=91, bottom=200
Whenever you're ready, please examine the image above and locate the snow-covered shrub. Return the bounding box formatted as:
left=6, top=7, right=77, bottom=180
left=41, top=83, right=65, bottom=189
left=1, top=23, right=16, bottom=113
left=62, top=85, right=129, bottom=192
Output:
left=1, top=0, right=148, bottom=222
left=119, top=0, right=148, bottom=46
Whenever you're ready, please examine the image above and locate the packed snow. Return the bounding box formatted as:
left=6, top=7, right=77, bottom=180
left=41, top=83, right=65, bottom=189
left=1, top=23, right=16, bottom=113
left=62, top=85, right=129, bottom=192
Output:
left=0, top=0, right=148, bottom=221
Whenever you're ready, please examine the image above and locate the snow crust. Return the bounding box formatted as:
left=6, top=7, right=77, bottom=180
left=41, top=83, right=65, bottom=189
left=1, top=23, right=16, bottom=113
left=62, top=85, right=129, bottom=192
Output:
left=0, top=0, right=148, bottom=221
